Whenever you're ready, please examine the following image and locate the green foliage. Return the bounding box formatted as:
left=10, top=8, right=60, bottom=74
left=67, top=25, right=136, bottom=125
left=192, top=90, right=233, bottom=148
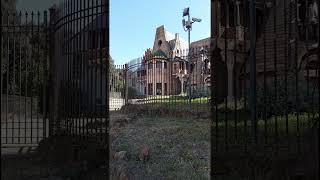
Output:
left=255, top=72, right=319, bottom=119
left=190, top=85, right=211, bottom=99
left=1, top=33, right=47, bottom=97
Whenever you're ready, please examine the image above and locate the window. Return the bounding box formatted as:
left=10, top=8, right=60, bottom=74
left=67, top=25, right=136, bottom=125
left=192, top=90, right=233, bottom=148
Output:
left=148, top=83, right=153, bottom=95
left=190, top=64, right=195, bottom=73
left=164, top=83, right=167, bottom=95
left=180, top=62, right=184, bottom=70
left=156, top=83, right=162, bottom=95
left=156, top=61, right=161, bottom=68
left=174, top=64, right=177, bottom=73
left=158, top=40, right=162, bottom=47
left=164, top=62, right=167, bottom=69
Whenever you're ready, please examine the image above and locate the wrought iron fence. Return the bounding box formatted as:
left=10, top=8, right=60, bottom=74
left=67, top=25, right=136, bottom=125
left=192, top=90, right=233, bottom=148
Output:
left=49, top=0, right=108, bottom=146
left=121, top=48, right=212, bottom=116
left=1, top=11, right=49, bottom=146
left=109, top=64, right=125, bottom=111
left=210, top=0, right=319, bottom=178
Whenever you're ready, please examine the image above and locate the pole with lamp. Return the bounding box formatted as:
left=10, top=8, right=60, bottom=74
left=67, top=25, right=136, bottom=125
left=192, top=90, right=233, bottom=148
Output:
left=182, top=7, right=201, bottom=108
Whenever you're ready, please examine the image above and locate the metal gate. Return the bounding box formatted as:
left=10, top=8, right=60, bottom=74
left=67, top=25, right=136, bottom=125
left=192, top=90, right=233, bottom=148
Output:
left=1, top=11, right=49, bottom=147
left=49, top=0, right=108, bottom=145
left=211, top=0, right=319, bottom=179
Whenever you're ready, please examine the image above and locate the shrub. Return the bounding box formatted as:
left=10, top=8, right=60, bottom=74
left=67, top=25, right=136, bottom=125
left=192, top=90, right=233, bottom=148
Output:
left=190, top=85, right=211, bottom=99
left=254, top=73, right=319, bottom=119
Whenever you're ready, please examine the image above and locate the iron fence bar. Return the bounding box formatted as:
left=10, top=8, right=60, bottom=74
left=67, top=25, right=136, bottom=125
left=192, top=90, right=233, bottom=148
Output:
left=36, top=11, right=40, bottom=143
left=94, top=0, right=99, bottom=137
left=80, top=0, right=85, bottom=138
left=78, top=0, right=82, bottom=138
left=18, top=11, right=22, bottom=144
left=99, top=0, right=103, bottom=142
left=72, top=0, right=76, bottom=138
left=61, top=4, right=65, bottom=135
left=70, top=0, right=74, bottom=136
left=25, top=12, right=28, bottom=143
left=273, top=0, right=279, bottom=154
left=43, top=10, right=48, bottom=139
left=90, top=0, right=94, bottom=135
left=306, top=0, right=311, bottom=128
left=65, top=0, right=69, bottom=135
left=284, top=0, right=289, bottom=146
left=0, top=8, right=3, bottom=146
left=104, top=0, right=109, bottom=166
left=85, top=0, right=90, bottom=138
left=12, top=12, right=16, bottom=144
left=31, top=11, right=35, bottom=143
left=70, top=0, right=73, bottom=136
left=263, top=0, right=268, bottom=147
left=317, top=1, right=320, bottom=178
left=223, top=0, right=228, bottom=153
left=76, top=0, right=80, bottom=139
left=0, top=10, right=2, bottom=146
left=63, top=0, right=67, bottom=134
left=6, top=12, right=10, bottom=144
left=67, top=0, right=71, bottom=135
left=250, top=0, right=257, bottom=146
left=244, top=0, right=248, bottom=153
left=294, top=0, right=301, bottom=154
left=288, top=0, right=293, bottom=152
left=233, top=3, right=238, bottom=143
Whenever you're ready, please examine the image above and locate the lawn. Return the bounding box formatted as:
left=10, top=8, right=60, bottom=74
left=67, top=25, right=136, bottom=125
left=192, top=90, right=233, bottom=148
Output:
left=111, top=103, right=319, bottom=179
left=109, top=112, right=210, bottom=179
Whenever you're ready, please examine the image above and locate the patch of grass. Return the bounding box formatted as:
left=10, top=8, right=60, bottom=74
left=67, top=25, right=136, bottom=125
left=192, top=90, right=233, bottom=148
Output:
left=110, top=115, right=210, bottom=179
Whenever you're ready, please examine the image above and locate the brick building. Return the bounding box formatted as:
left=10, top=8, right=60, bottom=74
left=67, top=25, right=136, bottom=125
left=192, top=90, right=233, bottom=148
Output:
left=130, top=0, right=319, bottom=99
left=211, top=0, right=319, bottom=101
left=129, top=25, right=211, bottom=97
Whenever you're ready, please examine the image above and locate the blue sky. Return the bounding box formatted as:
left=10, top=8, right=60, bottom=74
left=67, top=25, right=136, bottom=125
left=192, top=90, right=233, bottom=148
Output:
left=110, top=0, right=210, bottom=65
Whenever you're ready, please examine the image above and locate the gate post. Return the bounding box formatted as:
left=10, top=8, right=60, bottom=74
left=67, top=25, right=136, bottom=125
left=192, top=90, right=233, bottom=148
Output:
left=124, top=64, right=129, bottom=104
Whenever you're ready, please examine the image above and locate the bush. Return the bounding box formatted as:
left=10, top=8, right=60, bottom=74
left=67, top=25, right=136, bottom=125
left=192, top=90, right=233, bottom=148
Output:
left=190, top=85, right=211, bottom=99
left=255, top=73, right=319, bottom=119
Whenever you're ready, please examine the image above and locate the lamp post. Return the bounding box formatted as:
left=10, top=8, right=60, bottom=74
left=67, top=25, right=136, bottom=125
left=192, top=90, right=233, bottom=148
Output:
left=182, top=7, right=201, bottom=108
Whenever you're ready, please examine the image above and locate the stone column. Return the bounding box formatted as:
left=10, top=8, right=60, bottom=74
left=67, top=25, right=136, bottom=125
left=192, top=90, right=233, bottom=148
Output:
left=227, top=59, right=235, bottom=101
left=181, top=78, right=184, bottom=94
